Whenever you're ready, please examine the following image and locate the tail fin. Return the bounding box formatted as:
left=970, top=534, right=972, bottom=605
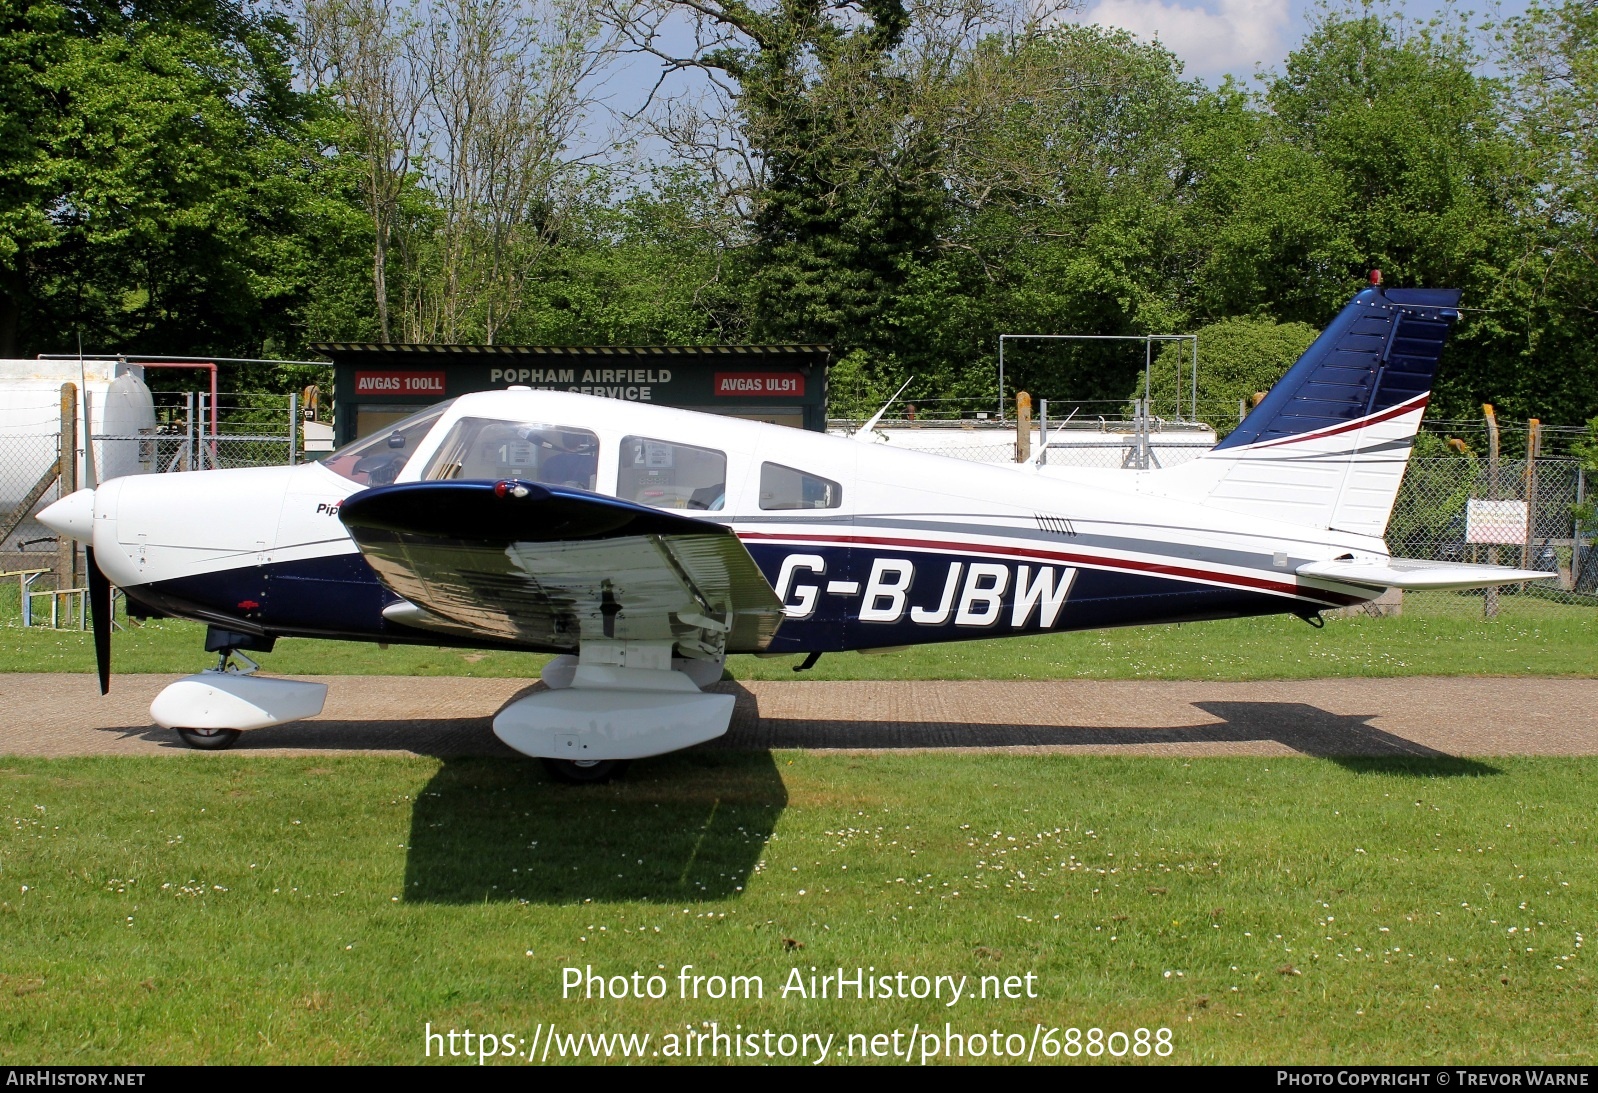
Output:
left=1165, top=286, right=1462, bottom=538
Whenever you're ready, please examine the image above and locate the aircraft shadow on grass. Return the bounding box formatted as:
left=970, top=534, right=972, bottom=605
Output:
left=402, top=749, right=788, bottom=906
left=393, top=689, right=1494, bottom=906
left=100, top=683, right=1496, bottom=905
left=727, top=696, right=1500, bottom=779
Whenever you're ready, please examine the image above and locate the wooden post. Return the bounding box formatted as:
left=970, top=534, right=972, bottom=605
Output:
left=1015, top=391, right=1032, bottom=463
left=1483, top=403, right=1499, bottom=619
left=57, top=383, right=77, bottom=593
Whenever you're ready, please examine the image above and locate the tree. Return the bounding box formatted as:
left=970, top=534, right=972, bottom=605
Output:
left=502, top=169, right=753, bottom=345
left=874, top=26, right=1201, bottom=409
left=1494, top=0, right=1598, bottom=425
left=299, top=0, right=428, bottom=342
left=1137, top=315, right=1320, bottom=436
left=612, top=0, right=1071, bottom=348
left=303, top=0, right=615, bottom=344
left=0, top=0, right=354, bottom=363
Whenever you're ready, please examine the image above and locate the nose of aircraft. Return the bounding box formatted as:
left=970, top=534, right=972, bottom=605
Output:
left=38, top=487, right=96, bottom=542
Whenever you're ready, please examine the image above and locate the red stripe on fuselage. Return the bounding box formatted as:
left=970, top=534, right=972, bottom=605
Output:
left=735, top=531, right=1365, bottom=607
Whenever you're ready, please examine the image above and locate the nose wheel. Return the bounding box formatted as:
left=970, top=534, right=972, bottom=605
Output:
left=541, top=758, right=629, bottom=784
left=175, top=727, right=243, bottom=750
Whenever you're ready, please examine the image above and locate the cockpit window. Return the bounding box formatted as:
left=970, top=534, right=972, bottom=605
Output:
left=618, top=436, right=726, bottom=511
left=759, top=462, right=842, bottom=510
left=321, top=402, right=453, bottom=486
left=422, top=417, right=599, bottom=489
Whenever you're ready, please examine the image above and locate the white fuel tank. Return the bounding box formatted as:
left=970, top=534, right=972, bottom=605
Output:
left=0, top=359, right=156, bottom=515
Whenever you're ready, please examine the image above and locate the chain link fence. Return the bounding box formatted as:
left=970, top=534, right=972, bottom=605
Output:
left=0, top=433, right=66, bottom=567
left=830, top=418, right=1217, bottom=469
left=148, top=390, right=300, bottom=471
left=1389, top=455, right=1594, bottom=610
left=3, top=395, right=305, bottom=579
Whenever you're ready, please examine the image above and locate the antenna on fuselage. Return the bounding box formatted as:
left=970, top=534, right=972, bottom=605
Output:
left=852, top=376, right=915, bottom=440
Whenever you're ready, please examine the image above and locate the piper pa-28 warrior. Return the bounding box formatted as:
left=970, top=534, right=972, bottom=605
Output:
left=39, top=285, right=1554, bottom=781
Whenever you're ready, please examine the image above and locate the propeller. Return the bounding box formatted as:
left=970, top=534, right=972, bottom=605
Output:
left=80, top=338, right=108, bottom=694
left=85, top=546, right=111, bottom=695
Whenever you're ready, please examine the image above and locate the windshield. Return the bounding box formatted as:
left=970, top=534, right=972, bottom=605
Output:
left=423, top=417, right=599, bottom=489
left=321, top=402, right=453, bottom=485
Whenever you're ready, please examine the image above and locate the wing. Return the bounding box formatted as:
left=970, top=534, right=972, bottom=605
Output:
left=1297, top=557, right=1558, bottom=591
left=338, top=479, right=786, bottom=654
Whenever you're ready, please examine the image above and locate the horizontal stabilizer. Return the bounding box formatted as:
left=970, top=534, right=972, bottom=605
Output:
left=1297, top=558, right=1559, bottom=592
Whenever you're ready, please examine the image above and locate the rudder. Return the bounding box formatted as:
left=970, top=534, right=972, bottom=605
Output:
left=1166, top=285, right=1462, bottom=537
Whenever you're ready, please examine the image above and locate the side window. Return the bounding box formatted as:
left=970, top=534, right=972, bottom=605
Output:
left=618, top=436, right=726, bottom=511
left=422, top=418, right=599, bottom=490
left=759, top=462, right=842, bottom=510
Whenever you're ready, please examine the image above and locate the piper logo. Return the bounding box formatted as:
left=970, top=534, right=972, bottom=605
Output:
left=774, top=555, right=1075, bottom=629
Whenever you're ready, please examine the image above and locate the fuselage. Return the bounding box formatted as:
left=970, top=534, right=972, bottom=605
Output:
left=82, top=389, right=1386, bottom=654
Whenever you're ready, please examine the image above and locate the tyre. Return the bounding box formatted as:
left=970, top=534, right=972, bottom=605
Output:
left=541, top=757, right=629, bottom=784
left=175, top=727, right=243, bottom=751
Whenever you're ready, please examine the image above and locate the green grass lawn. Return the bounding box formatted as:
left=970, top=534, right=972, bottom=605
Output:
left=0, top=752, right=1592, bottom=1064
left=1, top=586, right=1592, bottom=680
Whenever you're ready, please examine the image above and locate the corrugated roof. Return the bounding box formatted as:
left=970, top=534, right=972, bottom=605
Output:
left=310, top=343, right=830, bottom=358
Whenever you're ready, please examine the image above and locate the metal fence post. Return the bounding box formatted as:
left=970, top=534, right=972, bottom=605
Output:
left=1578, top=465, right=1588, bottom=593
left=1522, top=419, right=1541, bottom=577
left=182, top=391, right=193, bottom=470
left=288, top=391, right=299, bottom=466
left=1484, top=404, right=1500, bottom=619
left=1038, top=399, right=1048, bottom=467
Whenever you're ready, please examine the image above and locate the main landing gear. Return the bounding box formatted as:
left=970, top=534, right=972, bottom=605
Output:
left=541, top=758, right=631, bottom=784
left=496, top=644, right=734, bottom=782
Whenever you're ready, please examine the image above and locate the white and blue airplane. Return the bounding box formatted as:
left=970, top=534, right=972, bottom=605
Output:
left=38, top=285, right=1552, bottom=780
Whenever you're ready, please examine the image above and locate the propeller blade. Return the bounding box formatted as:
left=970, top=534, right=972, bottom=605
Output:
left=85, top=546, right=111, bottom=695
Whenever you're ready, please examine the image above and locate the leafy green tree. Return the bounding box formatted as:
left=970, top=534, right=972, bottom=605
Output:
left=0, top=0, right=366, bottom=379
left=1160, top=13, right=1583, bottom=424
left=624, top=0, right=1067, bottom=353
left=880, top=26, right=1199, bottom=410
left=1492, top=0, right=1598, bottom=427
left=499, top=171, right=753, bottom=346
left=1138, top=316, right=1320, bottom=435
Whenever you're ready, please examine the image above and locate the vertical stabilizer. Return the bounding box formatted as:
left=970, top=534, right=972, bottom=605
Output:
left=1165, top=286, right=1462, bottom=537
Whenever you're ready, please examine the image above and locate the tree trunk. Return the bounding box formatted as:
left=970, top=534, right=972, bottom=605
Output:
left=373, top=230, right=391, bottom=342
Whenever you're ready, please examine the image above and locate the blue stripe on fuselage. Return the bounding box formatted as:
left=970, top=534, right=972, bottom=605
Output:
left=743, top=541, right=1333, bottom=652
left=129, top=536, right=1345, bottom=654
